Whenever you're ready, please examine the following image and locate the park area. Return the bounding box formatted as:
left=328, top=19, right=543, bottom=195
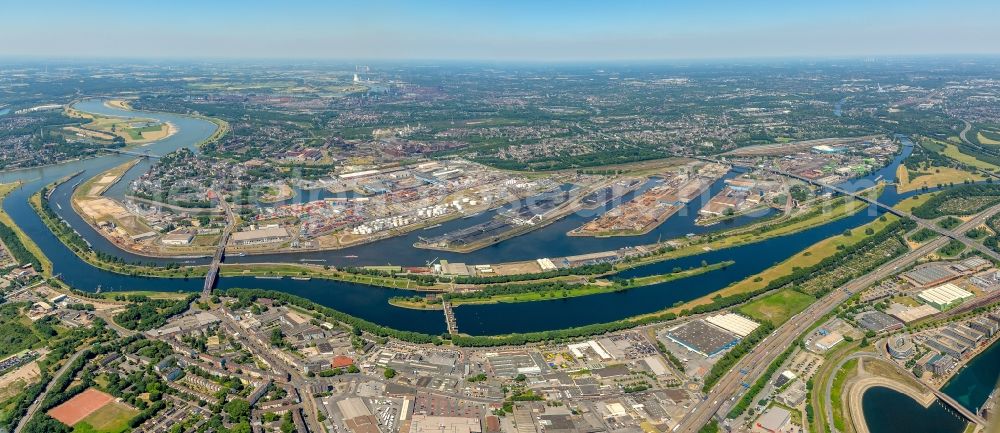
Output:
left=47, top=388, right=136, bottom=433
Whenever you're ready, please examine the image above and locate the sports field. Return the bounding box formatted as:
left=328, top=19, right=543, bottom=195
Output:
left=48, top=388, right=114, bottom=426
left=71, top=401, right=137, bottom=433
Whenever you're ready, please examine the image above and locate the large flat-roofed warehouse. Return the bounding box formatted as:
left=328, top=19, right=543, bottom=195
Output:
left=918, top=283, right=974, bottom=311
left=704, top=313, right=760, bottom=337
left=856, top=311, right=904, bottom=332
left=409, top=415, right=482, bottom=433
left=231, top=227, right=290, bottom=246
left=665, top=320, right=740, bottom=357
left=900, top=264, right=960, bottom=288
left=337, top=398, right=379, bottom=433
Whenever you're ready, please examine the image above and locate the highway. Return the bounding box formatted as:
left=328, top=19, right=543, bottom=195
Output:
left=675, top=203, right=1000, bottom=432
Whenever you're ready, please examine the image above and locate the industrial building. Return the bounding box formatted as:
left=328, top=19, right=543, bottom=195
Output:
left=160, top=231, right=194, bottom=245
left=918, top=283, right=974, bottom=311
left=814, top=332, right=844, bottom=352
left=665, top=320, right=740, bottom=358
left=704, top=313, right=760, bottom=337
left=231, top=226, right=290, bottom=246
left=888, top=304, right=939, bottom=324
left=901, top=264, right=960, bottom=289
left=408, top=415, right=482, bottom=433
left=755, top=407, right=791, bottom=433
left=856, top=311, right=904, bottom=333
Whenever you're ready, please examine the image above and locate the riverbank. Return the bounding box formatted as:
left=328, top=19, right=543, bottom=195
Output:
left=0, top=182, right=51, bottom=274
left=388, top=260, right=735, bottom=310
left=32, top=179, right=208, bottom=278
left=848, top=358, right=938, bottom=433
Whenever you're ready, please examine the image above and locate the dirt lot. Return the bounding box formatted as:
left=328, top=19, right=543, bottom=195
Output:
left=0, top=358, right=43, bottom=403
left=490, top=261, right=543, bottom=275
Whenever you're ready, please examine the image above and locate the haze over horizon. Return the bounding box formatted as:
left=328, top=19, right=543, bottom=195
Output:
left=3, top=0, right=1000, bottom=61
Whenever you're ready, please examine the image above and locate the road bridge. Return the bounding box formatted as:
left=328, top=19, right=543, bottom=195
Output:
left=443, top=300, right=459, bottom=335
left=101, top=148, right=161, bottom=158
left=203, top=191, right=235, bottom=298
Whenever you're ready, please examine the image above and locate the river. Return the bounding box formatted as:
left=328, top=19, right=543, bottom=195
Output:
left=0, top=99, right=924, bottom=337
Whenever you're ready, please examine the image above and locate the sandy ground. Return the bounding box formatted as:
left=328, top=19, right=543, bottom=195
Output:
left=105, top=100, right=131, bottom=110
left=63, top=126, right=115, bottom=141
left=0, top=359, right=42, bottom=402
left=0, top=348, right=50, bottom=403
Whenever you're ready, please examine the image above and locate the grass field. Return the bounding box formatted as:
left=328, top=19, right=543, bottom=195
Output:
left=651, top=214, right=899, bottom=317
left=978, top=132, right=1000, bottom=145
left=65, top=107, right=171, bottom=144
left=392, top=261, right=733, bottom=309
left=739, top=289, right=816, bottom=325
left=932, top=138, right=999, bottom=171
left=830, top=358, right=859, bottom=432
left=895, top=164, right=983, bottom=193
left=894, top=192, right=936, bottom=213
left=71, top=401, right=137, bottom=433
left=809, top=342, right=862, bottom=433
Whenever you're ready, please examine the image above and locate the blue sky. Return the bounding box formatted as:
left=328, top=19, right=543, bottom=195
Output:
left=3, top=0, right=998, bottom=60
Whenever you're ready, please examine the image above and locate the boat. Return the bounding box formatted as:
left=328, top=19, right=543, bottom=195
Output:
left=291, top=277, right=312, bottom=281
left=343, top=255, right=359, bottom=258
left=299, top=258, right=326, bottom=263
left=423, top=223, right=442, bottom=230
left=236, top=252, right=246, bottom=257
left=56, top=203, right=62, bottom=210
left=254, top=276, right=282, bottom=280
left=463, top=212, right=482, bottom=219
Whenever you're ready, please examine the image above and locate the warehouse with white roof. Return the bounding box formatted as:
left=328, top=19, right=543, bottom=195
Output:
left=918, top=283, right=974, bottom=311
left=705, top=313, right=760, bottom=337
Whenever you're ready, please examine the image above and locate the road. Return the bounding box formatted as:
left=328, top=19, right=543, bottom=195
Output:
left=214, top=308, right=322, bottom=433
left=202, top=191, right=235, bottom=298
left=822, top=351, right=877, bottom=433
left=675, top=205, right=1000, bottom=432
left=13, top=349, right=88, bottom=433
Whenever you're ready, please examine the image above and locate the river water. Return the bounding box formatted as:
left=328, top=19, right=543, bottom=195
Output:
left=0, top=100, right=920, bottom=337
left=6, top=100, right=997, bottom=431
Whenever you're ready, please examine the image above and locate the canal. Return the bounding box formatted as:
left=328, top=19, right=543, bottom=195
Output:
left=863, top=338, right=1000, bottom=433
